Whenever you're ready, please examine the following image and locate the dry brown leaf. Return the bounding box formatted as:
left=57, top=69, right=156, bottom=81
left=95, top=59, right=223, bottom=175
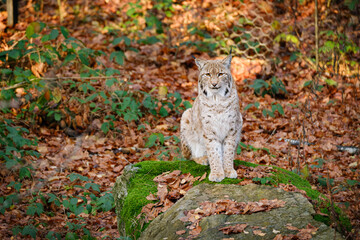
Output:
left=113, top=165, right=123, bottom=173
left=219, top=223, right=248, bottom=234
left=189, top=224, right=202, bottom=236
left=146, top=193, right=158, bottom=201
left=155, top=124, right=170, bottom=131
left=31, top=62, right=45, bottom=78
left=176, top=230, right=186, bottom=235
left=161, top=198, right=174, bottom=212
left=297, top=224, right=318, bottom=240
left=198, top=172, right=207, bottom=182
left=157, top=183, right=168, bottom=203
left=239, top=179, right=253, bottom=185
left=15, top=88, right=26, bottom=97
left=154, top=170, right=181, bottom=183
left=286, top=224, right=299, bottom=231
left=253, top=229, right=266, bottom=236
left=273, top=234, right=284, bottom=240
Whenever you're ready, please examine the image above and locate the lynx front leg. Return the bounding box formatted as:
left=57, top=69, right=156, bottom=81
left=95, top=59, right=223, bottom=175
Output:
left=223, top=135, right=238, bottom=179
left=204, top=137, right=225, bottom=182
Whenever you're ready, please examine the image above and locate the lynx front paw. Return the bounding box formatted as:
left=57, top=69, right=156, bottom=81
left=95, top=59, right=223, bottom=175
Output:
left=209, top=171, right=225, bottom=182
left=224, top=168, right=237, bottom=179
left=193, top=156, right=208, bottom=165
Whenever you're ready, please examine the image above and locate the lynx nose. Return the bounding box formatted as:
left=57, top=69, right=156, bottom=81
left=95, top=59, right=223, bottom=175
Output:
left=211, top=82, right=218, bottom=87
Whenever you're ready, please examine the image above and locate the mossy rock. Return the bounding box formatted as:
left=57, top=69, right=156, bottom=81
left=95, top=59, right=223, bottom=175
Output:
left=113, top=160, right=351, bottom=239
left=140, top=184, right=345, bottom=240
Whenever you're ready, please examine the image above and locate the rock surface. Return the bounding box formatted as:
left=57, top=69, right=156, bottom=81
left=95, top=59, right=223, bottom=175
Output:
left=139, top=184, right=344, bottom=240
left=113, top=164, right=139, bottom=236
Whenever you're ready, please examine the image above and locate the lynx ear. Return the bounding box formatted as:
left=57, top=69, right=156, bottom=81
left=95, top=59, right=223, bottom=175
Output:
left=195, top=58, right=207, bottom=69
left=221, top=54, right=232, bottom=69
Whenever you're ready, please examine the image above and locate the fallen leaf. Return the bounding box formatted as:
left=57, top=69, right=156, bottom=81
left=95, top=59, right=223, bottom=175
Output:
left=273, top=234, right=283, bottom=240
left=113, top=165, right=123, bottom=173
left=272, top=229, right=281, bottom=234
left=198, top=172, right=207, bottom=182
left=176, top=230, right=186, bottom=235
left=15, top=88, right=26, bottom=97
left=286, top=224, right=299, bottom=231
left=155, top=124, right=170, bottom=131
left=239, top=179, right=253, bottom=185
left=157, top=183, right=168, bottom=203
left=253, top=230, right=266, bottom=236
left=219, top=224, right=248, bottom=234
left=146, top=193, right=158, bottom=201
left=189, top=224, right=202, bottom=235
left=31, top=62, right=45, bottom=78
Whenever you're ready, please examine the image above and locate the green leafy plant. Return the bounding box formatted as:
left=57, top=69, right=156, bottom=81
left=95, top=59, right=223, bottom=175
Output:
left=249, top=76, right=287, bottom=98
left=319, top=30, right=360, bottom=74
left=244, top=101, right=260, bottom=111
left=252, top=176, right=276, bottom=185
left=236, top=142, right=274, bottom=157
left=262, top=103, right=285, bottom=118
left=274, top=33, right=300, bottom=48
left=144, top=133, right=182, bottom=161
left=0, top=119, right=40, bottom=170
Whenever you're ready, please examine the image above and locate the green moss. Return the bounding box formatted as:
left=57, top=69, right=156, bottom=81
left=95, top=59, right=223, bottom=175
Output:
left=120, top=160, right=351, bottom=238
left=270, top=166, right=351, bottom=232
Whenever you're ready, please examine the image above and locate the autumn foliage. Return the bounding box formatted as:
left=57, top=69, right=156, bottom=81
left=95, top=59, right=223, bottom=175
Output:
left=0, top=0, right=359, bottom=239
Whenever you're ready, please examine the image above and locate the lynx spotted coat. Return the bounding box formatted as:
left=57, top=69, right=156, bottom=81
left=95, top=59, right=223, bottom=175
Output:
left=180, top=55, right=243, bottom=182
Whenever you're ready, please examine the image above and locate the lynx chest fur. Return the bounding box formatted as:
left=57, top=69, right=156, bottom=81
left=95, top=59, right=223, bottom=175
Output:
left=180, top=54, right=243, bottom=182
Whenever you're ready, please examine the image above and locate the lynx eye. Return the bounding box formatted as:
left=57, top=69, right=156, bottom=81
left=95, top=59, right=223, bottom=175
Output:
left=218, top=73, right=224, bottom=77
left=204, top=73, right=211, bottom=77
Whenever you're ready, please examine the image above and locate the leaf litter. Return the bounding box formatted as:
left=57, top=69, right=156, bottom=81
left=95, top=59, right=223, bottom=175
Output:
left=139, top=170, right=207, bottom=222
left=140, top=170, right=287, bottom=238
left=1, top=0, right=359, bottom=238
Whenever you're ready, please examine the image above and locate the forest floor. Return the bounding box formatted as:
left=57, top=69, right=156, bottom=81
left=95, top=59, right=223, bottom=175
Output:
left=0, top=0, right=359, bottom=239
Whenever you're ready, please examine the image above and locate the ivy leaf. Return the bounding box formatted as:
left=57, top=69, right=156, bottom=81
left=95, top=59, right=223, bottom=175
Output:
left=304, top=80, right=312, bottom=87
left=85, top=182, right=101, bottom=192
left=110, top=51, right=125, bottom=65
left=63, top=53, right=76, bottom=66
left=22, top=225, right=37, bottom=239
left=26, top=202, right=44, bottom=216
left=101, top=122, right=110, bottom=134
left=67, top=173, right=89, bottom=182
left=183, top=101, right=192, bottom=109
left=276, top=104, right=284, bottom=115
left=347, top=179, right=359, bottom=186
left=8, top=49, right=21, bottom=60
left=49, top=29, right=59, bottom=40
left=96, top=192, right=114, bottom=212
left=145, top=134, right=158, bottom=148
left=19, top=167, right=31, bottom=179
left=159, top=106, right=168, bottom=117
left=105, top=78, right=117, bottom=87
left=60, top=26, right=70, bottom=39
left=244, top=103, right=253, bottom=111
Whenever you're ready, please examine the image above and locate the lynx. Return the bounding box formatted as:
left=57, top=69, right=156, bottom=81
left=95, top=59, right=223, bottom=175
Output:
left=180, top=54, right=243, bottom=182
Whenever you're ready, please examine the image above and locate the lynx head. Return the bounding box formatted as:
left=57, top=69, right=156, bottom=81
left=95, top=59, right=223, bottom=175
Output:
left=195, top=55, right=233, bottom=98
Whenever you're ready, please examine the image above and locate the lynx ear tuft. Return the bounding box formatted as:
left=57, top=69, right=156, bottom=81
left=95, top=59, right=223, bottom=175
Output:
left=221, top=54, right=232, bottom=69
left=195, top=59, right=207, bottom=69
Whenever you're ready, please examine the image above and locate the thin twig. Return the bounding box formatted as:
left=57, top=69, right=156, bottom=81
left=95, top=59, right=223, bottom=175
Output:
left=315, top=0, right=319, bottom=73
left=265, top=128, right=277, bottom=143
left=326, top=170, right=337, bottom=240
left=2, top=75, right=124, bottom=90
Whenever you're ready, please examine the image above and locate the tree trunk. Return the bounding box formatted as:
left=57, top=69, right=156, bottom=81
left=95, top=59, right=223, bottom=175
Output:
left=7, top=0, right=19, bottom=27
